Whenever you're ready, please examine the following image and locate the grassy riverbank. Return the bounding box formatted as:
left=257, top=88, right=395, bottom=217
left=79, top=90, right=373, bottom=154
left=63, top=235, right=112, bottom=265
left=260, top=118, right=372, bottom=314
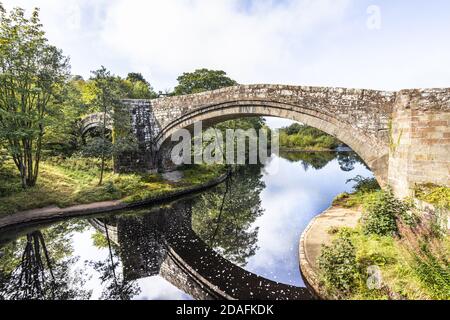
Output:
left=280, top=123, right=340, bottom=151
left=0, top=157, right=225, bottom=217
left=318, top=179, right=450, bottom=300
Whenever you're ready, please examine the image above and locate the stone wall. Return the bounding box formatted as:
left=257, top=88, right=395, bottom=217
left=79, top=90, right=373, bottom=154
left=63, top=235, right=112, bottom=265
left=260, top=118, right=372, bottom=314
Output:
left=388, top=89, right=450, bottom=197
left=114, top=99, right=159, bottom=173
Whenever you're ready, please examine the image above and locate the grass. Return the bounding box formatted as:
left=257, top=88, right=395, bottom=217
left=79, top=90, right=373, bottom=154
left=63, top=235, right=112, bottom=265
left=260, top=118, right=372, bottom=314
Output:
left=330, top=226, right=450, bottom=300
left=0, top=158, right=226, bottom=217
left=320, top=178, right=449, bottom=300
left=332, top=176, right=381, bottom=209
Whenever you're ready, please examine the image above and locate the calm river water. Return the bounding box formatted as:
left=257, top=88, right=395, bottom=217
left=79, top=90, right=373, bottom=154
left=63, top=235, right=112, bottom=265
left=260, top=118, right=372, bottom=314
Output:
left=0, top=151, right=373, bottom=300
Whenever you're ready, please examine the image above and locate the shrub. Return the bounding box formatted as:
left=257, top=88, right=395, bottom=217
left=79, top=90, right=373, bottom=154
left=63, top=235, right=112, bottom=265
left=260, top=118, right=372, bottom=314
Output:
left=362, top=189, right=414, bottom=236
left=347, top=175, right=380, bottom=193
left=414, top=183, right=450, bottom=209
left=318, top=234, right=358, bottom=297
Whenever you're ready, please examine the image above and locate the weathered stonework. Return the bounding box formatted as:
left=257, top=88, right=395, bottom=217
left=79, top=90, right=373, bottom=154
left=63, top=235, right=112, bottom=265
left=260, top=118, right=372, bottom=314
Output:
left=113, top=84, right=449, bottom=198
left=388, top=89, right=450, bottom=197
left=113, top=99, right=159, bottom=172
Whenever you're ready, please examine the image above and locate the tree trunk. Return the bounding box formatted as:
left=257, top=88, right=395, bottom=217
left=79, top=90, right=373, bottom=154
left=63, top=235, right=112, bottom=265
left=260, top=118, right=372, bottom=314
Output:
left=99, top=155, right=105, bottom=186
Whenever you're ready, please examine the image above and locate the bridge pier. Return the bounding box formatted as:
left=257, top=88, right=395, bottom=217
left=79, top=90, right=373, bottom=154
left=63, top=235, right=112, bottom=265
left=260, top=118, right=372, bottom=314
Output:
left=388, top=89, right=450, bottom=198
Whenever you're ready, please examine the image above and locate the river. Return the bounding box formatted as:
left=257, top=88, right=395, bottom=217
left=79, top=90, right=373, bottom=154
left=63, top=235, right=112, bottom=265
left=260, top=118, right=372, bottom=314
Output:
left=0, top=151, right=373, bottom=300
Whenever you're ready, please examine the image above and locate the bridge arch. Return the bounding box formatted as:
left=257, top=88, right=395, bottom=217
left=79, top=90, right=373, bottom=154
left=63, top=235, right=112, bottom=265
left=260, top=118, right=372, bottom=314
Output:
left=152, top=85, right=395, bottom=185
left=80, top=113, right=112, bottom=136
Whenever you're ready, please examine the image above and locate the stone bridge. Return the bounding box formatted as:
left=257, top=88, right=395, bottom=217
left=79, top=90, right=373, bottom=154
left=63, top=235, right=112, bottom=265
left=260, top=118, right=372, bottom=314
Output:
left=108, top=85, right=449, bottom=197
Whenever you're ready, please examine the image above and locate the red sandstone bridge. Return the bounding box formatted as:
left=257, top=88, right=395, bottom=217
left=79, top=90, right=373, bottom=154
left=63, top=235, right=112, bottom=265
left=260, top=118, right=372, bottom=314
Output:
left=81, top=85, right=450, bottom=197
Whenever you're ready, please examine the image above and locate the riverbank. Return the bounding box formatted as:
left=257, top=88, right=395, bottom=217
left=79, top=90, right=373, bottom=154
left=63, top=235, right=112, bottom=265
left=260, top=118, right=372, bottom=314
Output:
left=0, top=158, right=227, bottom=220
left=0, top=168, right=230, bottom=230
left=299, top=206, right=360, bottom=299
left=300, top=187, right=450, bottom=300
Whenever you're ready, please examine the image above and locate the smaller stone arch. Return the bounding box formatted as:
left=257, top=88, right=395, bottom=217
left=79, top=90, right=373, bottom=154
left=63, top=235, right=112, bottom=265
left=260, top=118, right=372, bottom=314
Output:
left=80, top=113, right=112, bottom=136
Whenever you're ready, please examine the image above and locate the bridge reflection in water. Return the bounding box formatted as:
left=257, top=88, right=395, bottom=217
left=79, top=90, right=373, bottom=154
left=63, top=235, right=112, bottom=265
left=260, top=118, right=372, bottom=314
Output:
left=90, top=199, right=313, bottom=300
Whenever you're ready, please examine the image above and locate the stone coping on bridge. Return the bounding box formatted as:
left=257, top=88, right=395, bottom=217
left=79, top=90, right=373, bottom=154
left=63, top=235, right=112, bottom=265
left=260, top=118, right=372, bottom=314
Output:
left=0, top=170, right=230, bottom=231
left=299, top=205, right=361, bottom=300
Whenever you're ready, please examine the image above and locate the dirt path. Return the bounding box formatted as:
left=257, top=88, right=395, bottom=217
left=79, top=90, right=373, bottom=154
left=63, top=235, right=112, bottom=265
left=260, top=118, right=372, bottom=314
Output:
left=299, top=206, right=361, bottom=298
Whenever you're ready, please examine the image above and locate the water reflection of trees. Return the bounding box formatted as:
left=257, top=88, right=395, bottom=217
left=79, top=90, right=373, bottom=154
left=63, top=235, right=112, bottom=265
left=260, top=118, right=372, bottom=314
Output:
left=280, top=151, right=336, bottom=170
left=88, top=219, right=141, bottom=300
left=0, top=222, right=91, bottom=300
left=192, top=165, right=265, bottom=266
left=279, top=151, right=367, bottom=172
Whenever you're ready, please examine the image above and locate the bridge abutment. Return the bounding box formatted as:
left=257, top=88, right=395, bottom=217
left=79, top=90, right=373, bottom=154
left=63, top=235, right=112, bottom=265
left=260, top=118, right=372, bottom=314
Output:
left=388, top=89, right=450, bottom=198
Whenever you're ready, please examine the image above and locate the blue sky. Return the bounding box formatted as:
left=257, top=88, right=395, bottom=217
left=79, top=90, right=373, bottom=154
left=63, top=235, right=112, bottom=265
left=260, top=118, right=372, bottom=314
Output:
left=3, top=0, right=449, bottom=93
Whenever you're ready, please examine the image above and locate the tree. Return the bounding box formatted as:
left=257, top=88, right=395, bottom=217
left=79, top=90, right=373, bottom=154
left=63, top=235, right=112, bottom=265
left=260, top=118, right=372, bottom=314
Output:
left=82, top=67, right=116, bottom=185
left=118, top=72, right=158, bottom=99
left=82, top=67, right=137, bottom=185
left=284, top=123, right=303, bottom=135
left=0, top=221, right=91, bottom=299
left=173, top=68, right=237, bottom=96
left=88, top=221, right=140, bottom=300
left=43, top=76, right=89, bottom=157
left=173, top=68, right=265, bottom=164
left=121, top=72, right=157, bottom=99
left=120, top=78, right=157, bottom=99
left=126, top=72, right=148, bottom=85
left=0, top=6, right=70, bottom=187
left=192, top=165, right=265, bottom=265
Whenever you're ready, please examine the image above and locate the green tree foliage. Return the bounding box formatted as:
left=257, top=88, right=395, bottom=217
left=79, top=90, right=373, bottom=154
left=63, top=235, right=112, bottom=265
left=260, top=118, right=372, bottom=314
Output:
left=173, top=68, right=265, bottom=159
left=43, top=76, right=89, bottom=157
left=126, top=72, right=148, bottom=84
left=121, top=72, right=157, bottom=99
left=192, top=165, right=265, bottom=265
left=0, top=6, right=70, bottom=187
left=173, top=68, right=237, bottom=95
left=82, top=67, right=137, bottom=185
left=284, top=123, right=303, bottom=135
left=280, top=123, right=340, bottom=150
left=88, top=220, right=140, bottom=300
left=347, top=175, right=380, bottom=194
left=280, top=151, right=365, bottom=172
left=0, top=221, right=91, bottom=299
left=280, top=150, right=335, bottom=170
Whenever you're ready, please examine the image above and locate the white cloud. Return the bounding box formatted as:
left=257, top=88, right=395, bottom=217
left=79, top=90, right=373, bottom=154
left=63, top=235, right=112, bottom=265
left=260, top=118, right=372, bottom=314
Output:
left=100, top=0, right=351, bottom=89
left=2, top=0, right=450, bottom=91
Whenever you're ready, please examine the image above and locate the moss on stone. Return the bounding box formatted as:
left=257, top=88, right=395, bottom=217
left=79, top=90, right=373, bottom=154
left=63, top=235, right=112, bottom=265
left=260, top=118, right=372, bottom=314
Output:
left=414, top=183, right=450, bottom=209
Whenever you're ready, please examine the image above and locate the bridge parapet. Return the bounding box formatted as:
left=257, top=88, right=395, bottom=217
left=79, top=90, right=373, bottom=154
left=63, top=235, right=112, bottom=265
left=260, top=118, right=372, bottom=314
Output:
left=151, top=85, right=395, bottom=140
